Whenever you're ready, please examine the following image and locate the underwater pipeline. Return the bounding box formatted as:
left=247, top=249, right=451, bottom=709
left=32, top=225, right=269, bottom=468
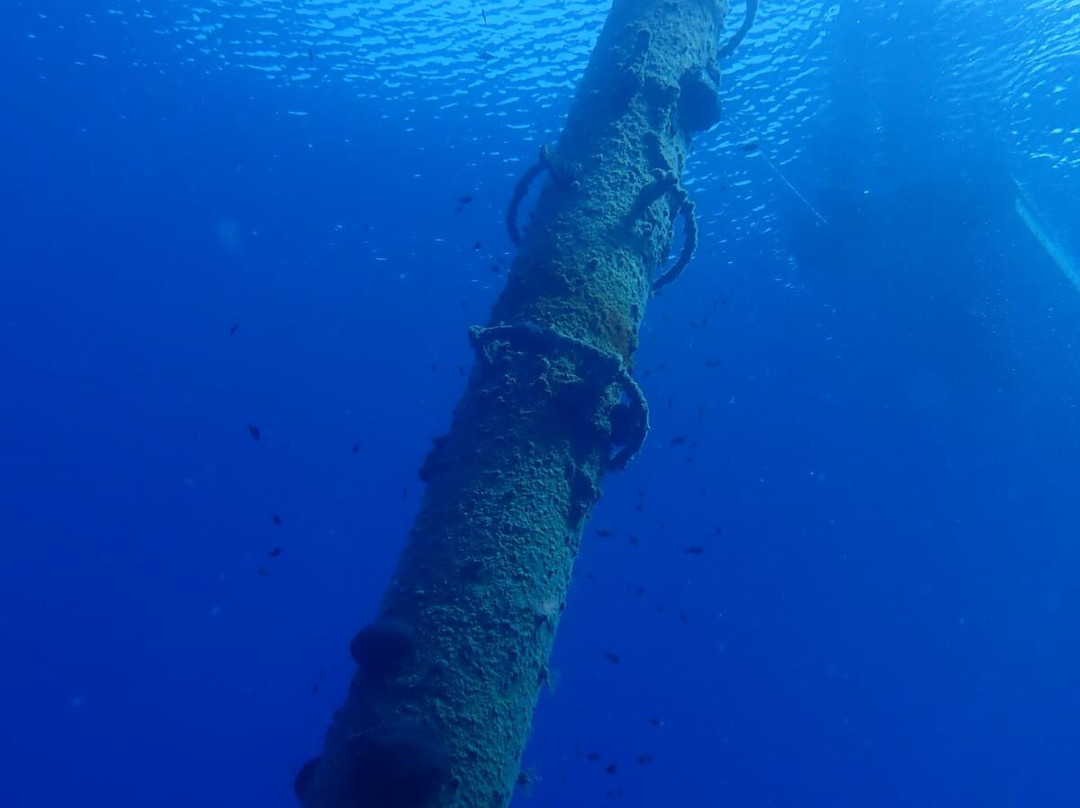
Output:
left=296, top=2, right=752, bottom=806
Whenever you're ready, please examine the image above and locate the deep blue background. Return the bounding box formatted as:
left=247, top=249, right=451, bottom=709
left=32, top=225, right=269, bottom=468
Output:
left=2, top=1, right=1080, bottom=807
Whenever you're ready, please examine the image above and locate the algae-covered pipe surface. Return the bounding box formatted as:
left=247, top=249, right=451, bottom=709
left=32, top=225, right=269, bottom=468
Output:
left=299, top=2, right=729, bottom=806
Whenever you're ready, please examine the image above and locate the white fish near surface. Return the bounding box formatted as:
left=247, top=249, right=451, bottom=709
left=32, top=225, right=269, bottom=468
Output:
left=1013, top=179, right=1080, bottom=293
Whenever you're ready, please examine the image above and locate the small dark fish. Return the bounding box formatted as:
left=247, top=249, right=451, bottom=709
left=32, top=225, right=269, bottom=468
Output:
left=351, top=443, right=361, bottom=453
left=311, top=683, right=318, bottom=695
left=229, top=322, right=238, bottom=335
left=603, top=651, right=621, bottom=664
left=678, top=610, right=689, bottom=624
left=683, top=546, right=705, bottom=555
left=586, top=752, right=602, bottom=762
left=636, top=754, right=653, bottom=765
left=272, top=514, right=282, bottom=526
left=715, top=525, right=723, bottom=535
left=256, top=565, right=271, bottom=577
left=481, top=7, right=488, bottom=25
left=490, top=263, right=501, bottom=274
left=308, top=48, right=314, bottom=63
left=596, top=528, right=614, bottom=538
left=635, top=587, right=645, bottom=596
left=627, top=535, right=640, bottom=546
left=453, top=194, right=473, bottom=214
left=742, top=140, right=760, bottom=153
left=247, top=424, right=261, bottom=441
left=402, top=485, right=409, bottom=499
left=604, top=762, right=618, bottom=775
left=473, top=240, right=482, bottom=250
left=267, top=546, right=282, bottom=559
left=705, top=356, right=723, bottom=367
left=648, top=716, right=662, bottom=726
left=670, top=435, right=688, bottom=445
left=457, top=365, right=466, bottom=376
left=478, top=50, right=495, bottom=60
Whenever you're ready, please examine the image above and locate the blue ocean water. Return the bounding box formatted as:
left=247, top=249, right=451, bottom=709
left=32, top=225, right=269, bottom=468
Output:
left=2, top=0, right=1079, bottom=806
